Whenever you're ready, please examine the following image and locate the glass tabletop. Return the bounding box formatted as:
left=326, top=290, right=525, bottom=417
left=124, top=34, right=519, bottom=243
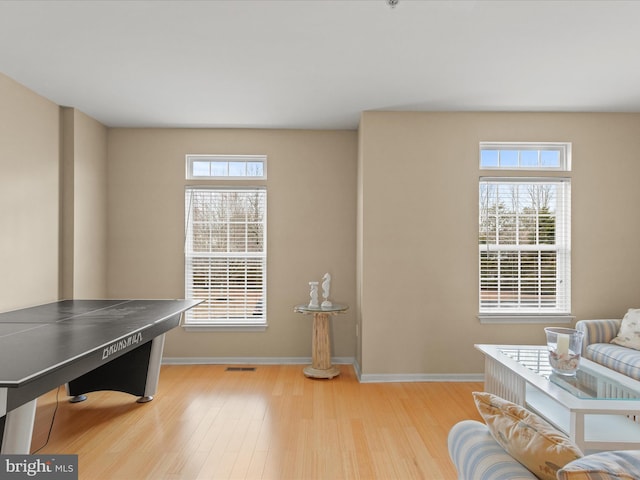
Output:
left=499, top=347, right=640, bottom=400
left=294, top=304, right=348, bottom=314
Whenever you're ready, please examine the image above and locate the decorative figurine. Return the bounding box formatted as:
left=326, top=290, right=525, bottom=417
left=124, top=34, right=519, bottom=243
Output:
left=321, top=272, right=332, bottom=308
left=309, top=281, right=319, bottom=308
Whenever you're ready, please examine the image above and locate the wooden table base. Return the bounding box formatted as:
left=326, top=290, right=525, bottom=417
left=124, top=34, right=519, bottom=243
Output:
left=304, top=365, right=340, bottom=379
left=304, top=312, right=340, bottom=379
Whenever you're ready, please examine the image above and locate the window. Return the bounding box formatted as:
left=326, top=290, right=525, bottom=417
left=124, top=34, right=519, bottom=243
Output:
left=184, top=183, right=266, bottom=328
left=480, top=143, right=569, bottom=170
left=479, top=143, right=571, bottom=322
left=186, top=154, right=266, bottom=179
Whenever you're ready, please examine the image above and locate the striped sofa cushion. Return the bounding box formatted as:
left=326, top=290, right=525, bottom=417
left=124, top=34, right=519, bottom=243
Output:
left=585, top=343, right=640, bottom=381
left=576, top=319, right=640, bottom=380
left=575, top=319, right=621, bottom=354
left=557, top=450, right=640, bottom=479
left=448, top=420, right=537, bottom=480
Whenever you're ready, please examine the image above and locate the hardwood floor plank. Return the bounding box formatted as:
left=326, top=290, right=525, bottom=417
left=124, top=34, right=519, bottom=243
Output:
left=30, top=364, right=482, bottom=479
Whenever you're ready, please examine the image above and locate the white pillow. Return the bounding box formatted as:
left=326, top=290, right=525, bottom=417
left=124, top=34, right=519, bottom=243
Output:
left=611, top=308, right=640, bottom=350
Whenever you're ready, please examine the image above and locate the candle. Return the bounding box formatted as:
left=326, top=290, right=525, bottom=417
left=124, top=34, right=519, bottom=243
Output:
left=556, top=333, right=570, bottom=357
left=309, top=281, right=319, bottom=308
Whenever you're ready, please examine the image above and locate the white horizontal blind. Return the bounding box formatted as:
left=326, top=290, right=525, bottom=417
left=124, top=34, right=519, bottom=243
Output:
left=479, top=178, right=571, bottom=314
left=185, top=187, right=266, bottom=326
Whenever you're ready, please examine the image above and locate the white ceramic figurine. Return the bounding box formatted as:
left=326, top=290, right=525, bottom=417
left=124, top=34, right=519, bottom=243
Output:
left=321, top=273, right=332, bottom=308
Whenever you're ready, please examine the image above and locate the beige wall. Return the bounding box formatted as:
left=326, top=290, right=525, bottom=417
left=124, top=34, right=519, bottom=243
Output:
left=106, top=128, right=358, bottom=359
left=0, top=73, right=108, bottom=313
left=358, top=111, right=640, bottom=375
left=4, top=70, right=640, bottom=376
left=60, top=108, right=108, bottom=299
left=0, top=73, right=60, bottom=311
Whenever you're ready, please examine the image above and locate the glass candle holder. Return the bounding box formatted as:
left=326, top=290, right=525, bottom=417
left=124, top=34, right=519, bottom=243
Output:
left=544, top=327, right=584, bottom=376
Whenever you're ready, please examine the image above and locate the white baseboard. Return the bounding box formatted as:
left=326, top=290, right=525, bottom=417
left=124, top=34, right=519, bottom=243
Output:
left=358, top=373, right=484, bottom=383
left=162, top=356, right=483, bottom=383
left=162, top=356, right=355, bottom=366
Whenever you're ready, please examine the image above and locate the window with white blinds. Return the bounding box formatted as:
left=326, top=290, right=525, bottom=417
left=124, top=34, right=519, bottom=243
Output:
left=185, top=187, right=266, bottom=327
left=479, top=143, right=572, bottom=320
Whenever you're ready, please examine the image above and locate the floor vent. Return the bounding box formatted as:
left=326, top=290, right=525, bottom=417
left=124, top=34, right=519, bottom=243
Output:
left=225, top=367, right=257, bottom=372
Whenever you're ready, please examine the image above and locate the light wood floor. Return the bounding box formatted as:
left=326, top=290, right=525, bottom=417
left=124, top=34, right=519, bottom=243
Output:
left=30, top=364, right=483, bottom=479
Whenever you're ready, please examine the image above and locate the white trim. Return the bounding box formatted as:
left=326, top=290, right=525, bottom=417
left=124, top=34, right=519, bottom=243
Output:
left=478, top=314, right=574, bottom=324
left=359, top=373, right=484, bottom=383
left=186, top=154, right=267, bottom=180
left=182, top=324, right=268, bottom=332
left=480, top=176, right=571, bottom=184
left=479, top=142, right=571, bottom=171
left=162, top=356, right=355, bottom=366
left=161, top=357, right=484, bottom=383
left=352, top=358, right=362, bottom=381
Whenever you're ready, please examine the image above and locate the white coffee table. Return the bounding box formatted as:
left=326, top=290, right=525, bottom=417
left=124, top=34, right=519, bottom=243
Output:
left=476, top=344, right=640, bottom=452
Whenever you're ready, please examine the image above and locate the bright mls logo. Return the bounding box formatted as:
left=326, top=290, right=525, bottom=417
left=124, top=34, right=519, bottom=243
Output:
left=0, top=455, right=77, bottom=480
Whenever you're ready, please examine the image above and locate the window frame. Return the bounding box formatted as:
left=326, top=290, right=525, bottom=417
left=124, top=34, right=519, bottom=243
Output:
left=478, top=142, right=573, bottom=325
left=186, top=154, right=267, bottom=180
left=480, top=142, right=571, bottom=171
left=184, top=156, right=267, bottom=331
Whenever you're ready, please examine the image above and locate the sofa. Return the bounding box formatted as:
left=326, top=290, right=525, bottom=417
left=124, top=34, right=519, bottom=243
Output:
left=448, top=419, right=640, bottom=480
left=576, top=317, right=640, bottom=381
left=447, top=313, right=640, bottom=479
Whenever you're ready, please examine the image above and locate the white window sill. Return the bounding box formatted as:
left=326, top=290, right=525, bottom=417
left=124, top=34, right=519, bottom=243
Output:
left=478, top=314, right=574, bottom=325
left=182, top=324, right=268, bottom=332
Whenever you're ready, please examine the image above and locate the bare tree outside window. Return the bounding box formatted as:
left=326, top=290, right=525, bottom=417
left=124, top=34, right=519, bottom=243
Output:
left=186, top=188, right=266, bottom=325
left=478, top=143, right=571, bottom=319
left=479, top=180, right=569, bottom=313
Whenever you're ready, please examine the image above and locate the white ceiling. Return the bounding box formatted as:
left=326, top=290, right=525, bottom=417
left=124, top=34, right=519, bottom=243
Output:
left=1, top=0, right=639, bottom=130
